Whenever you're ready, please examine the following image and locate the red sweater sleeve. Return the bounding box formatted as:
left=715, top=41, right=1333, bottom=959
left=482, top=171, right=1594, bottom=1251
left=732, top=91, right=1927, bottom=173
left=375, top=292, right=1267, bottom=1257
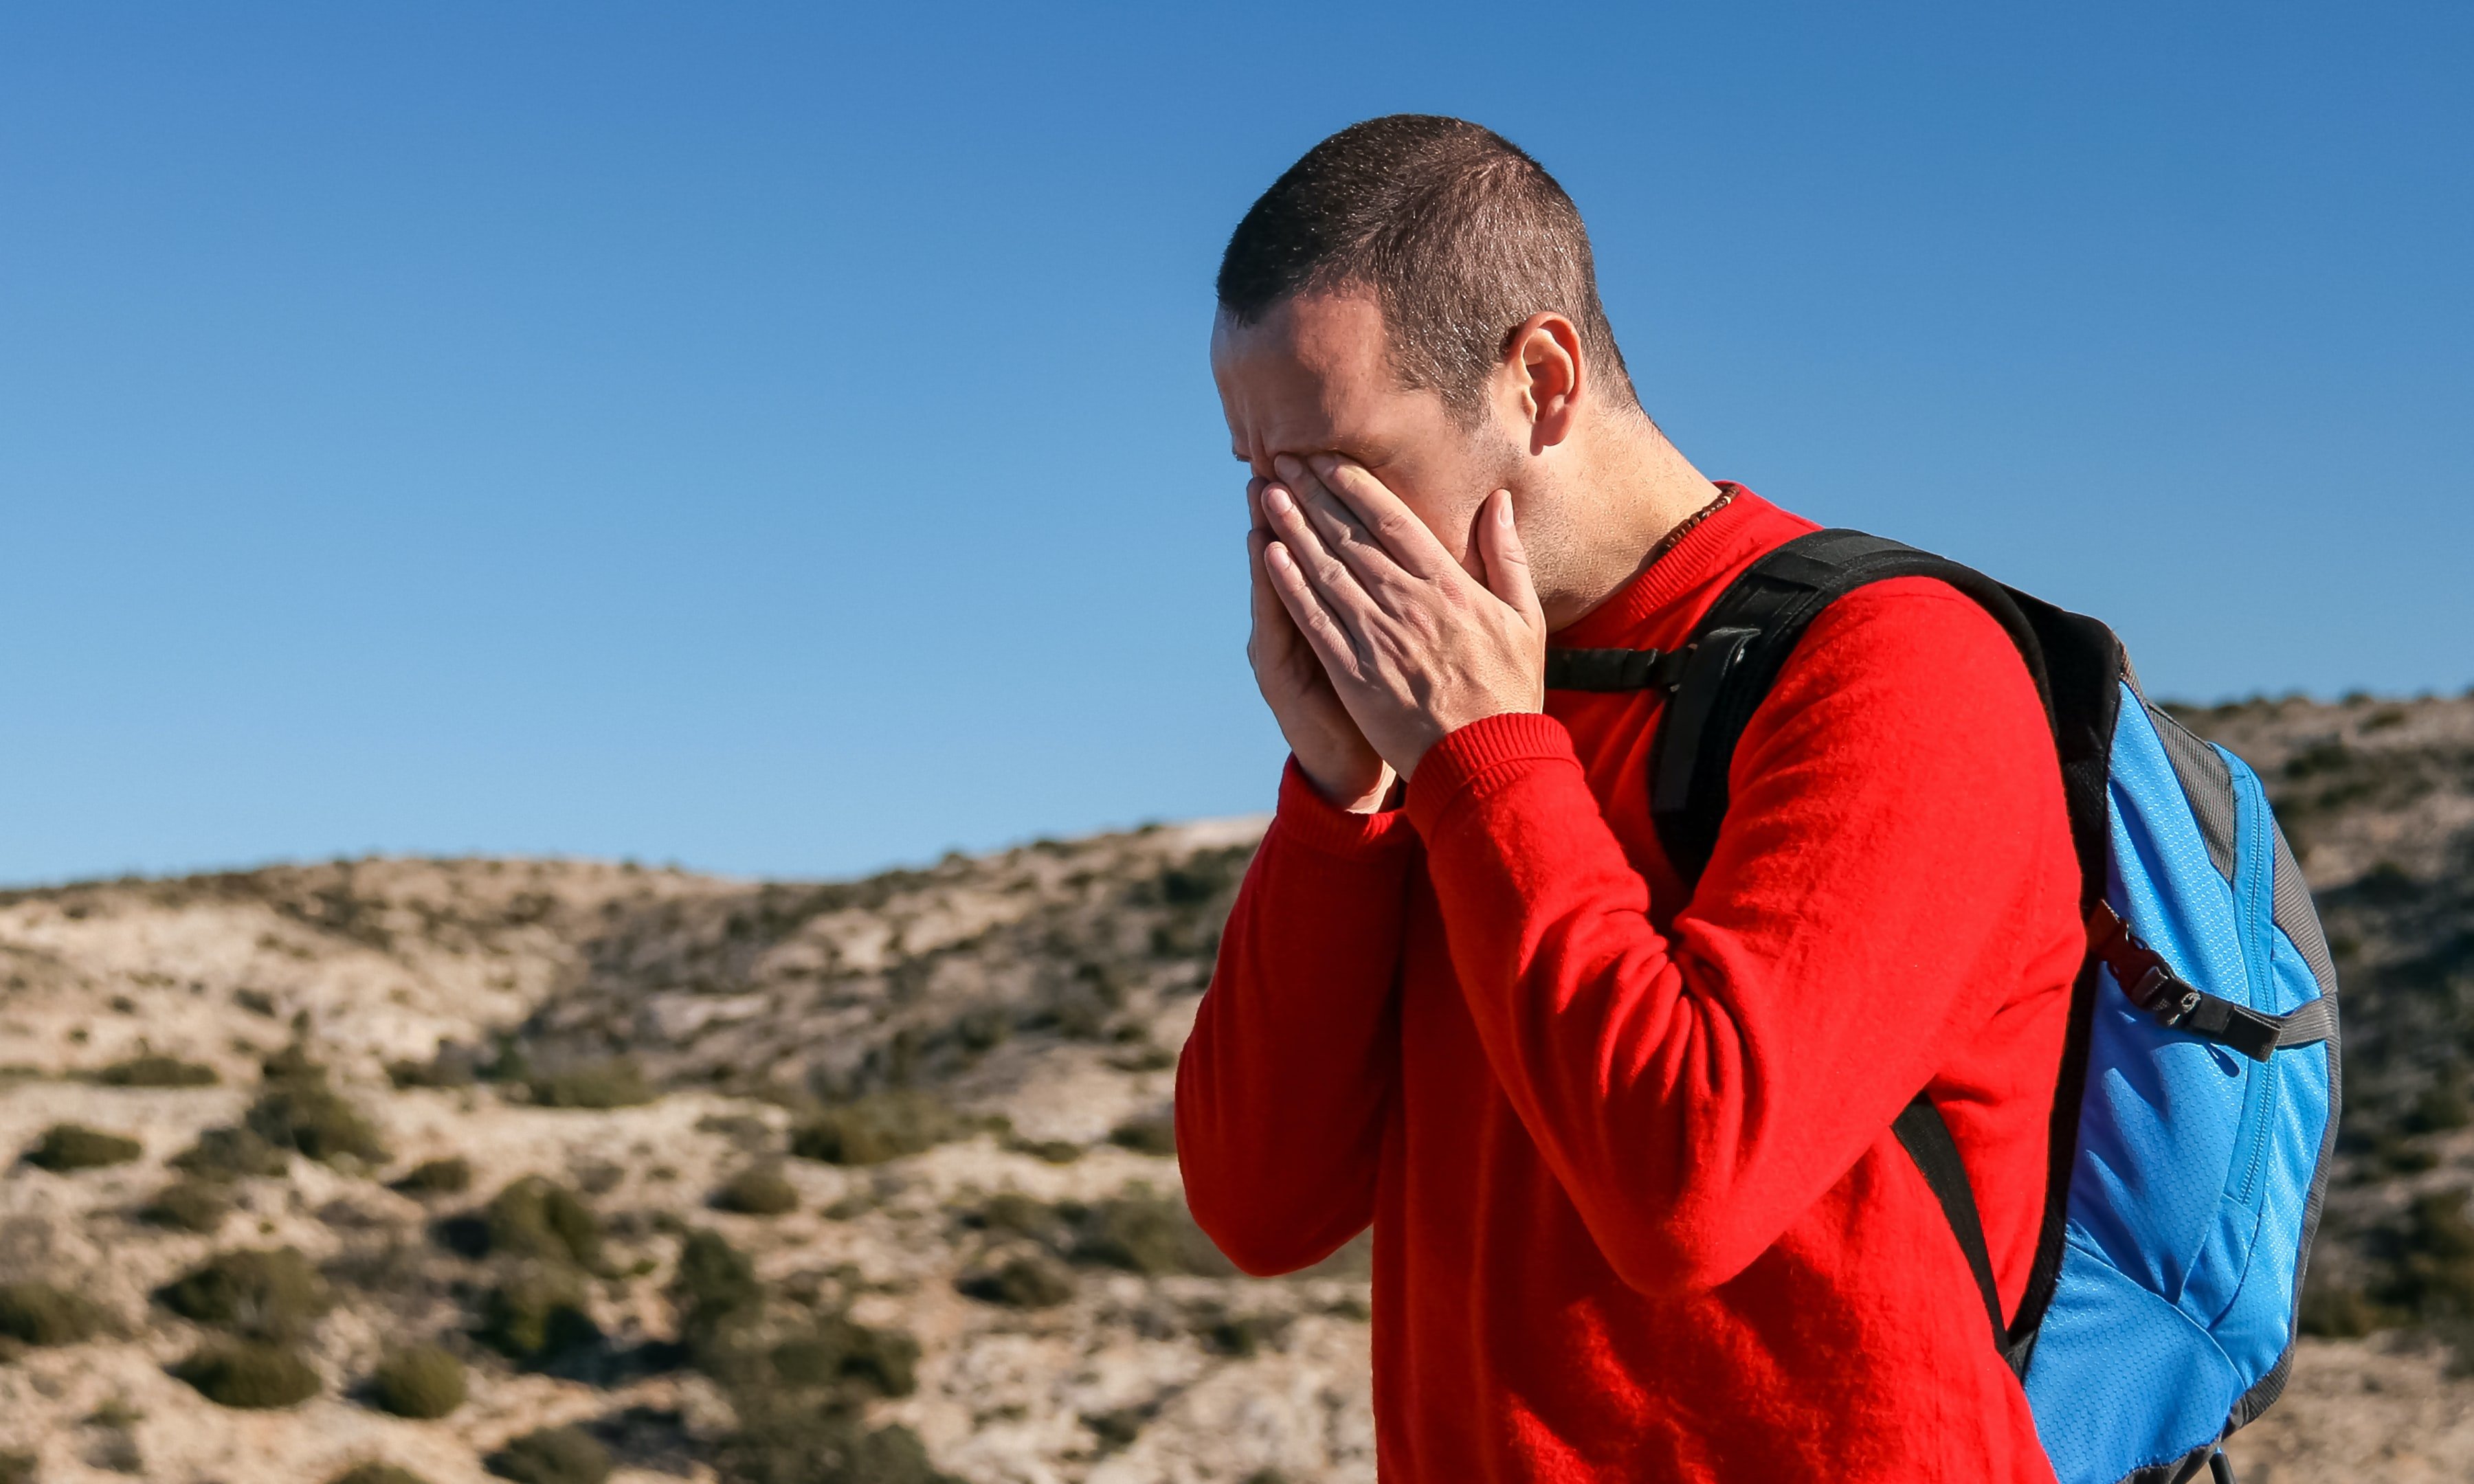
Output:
left=1177, top=758, right=1416, bottom=1275
left=1403, top=581, right=2071, bottom=1297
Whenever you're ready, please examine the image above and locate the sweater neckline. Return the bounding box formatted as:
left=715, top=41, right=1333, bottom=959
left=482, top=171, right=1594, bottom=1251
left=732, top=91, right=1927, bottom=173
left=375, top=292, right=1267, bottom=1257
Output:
left=1551, top=482, right=1768, bottom=649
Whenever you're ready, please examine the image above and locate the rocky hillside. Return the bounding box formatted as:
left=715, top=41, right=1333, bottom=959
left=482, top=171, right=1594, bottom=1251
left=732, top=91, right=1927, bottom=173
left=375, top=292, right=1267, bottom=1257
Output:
left=0, top=689, right=2469, bottom=1483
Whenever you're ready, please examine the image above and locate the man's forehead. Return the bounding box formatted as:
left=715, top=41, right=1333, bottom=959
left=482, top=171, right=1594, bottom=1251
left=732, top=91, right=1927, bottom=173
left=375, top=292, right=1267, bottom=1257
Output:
left=1214, top=291, right=1408, bottom=458
left=1215, top=289, right=1388, bottom=377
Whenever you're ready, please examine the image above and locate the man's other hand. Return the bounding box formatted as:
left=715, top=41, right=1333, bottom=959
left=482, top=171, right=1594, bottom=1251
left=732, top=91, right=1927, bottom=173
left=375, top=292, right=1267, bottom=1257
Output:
left=1247, top=475, right=1397, bottom=812
left=1258, top=453, right=1546, bottom=781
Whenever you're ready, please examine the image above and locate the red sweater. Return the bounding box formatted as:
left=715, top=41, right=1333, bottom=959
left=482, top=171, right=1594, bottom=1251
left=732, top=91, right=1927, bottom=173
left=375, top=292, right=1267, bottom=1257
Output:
left=1177, top=489, right=2082, bottom=1482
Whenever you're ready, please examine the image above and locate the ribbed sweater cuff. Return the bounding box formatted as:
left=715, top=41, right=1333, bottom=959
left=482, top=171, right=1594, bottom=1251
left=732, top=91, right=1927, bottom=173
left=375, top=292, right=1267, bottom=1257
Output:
left=1406, top=711, right=1579, bottom=836
left=1272, top=756, right=1417, bottom=862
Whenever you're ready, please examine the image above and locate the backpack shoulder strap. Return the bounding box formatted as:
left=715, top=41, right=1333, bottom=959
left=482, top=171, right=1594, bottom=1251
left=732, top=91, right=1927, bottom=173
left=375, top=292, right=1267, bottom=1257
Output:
left=1647, top=528, right=2055, bottom=884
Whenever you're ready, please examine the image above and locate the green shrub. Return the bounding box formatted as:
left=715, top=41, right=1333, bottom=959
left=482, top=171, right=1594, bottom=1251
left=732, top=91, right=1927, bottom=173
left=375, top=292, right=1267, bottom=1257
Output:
left=392, top=1156, right=473, bottom=1197
left=23, top=1122, right=141, bottom=1171
left=713, top=1165, right=798, bottom=1216
left=671, top=1228, right=762, bottom=1366
left=1069, top=1190, right=1234, bottom=1277
left=527, top=1058, right=656, bottom=1110
left=100, top=1054, right=220, bottom=1087
left=0, top=1281, right=104, bottom=1345
left=1004, top=1134, right=1084, bottom=1164
left=331, top=1467, right=434, bottom=1484
left=1106, top=1116, right=1177, bottom=1157
left=788, top=1092, right=976, bottom=1166
left=369, top=1342, right=467, bottom=1419
left=172, top=1125, right=290, bottom=1180
left=1196, top=1307, right=1292, bottom=1358
left=2375, top=1187, right=2474, bottom=1320
left=245, top=1075, right=386, bottom=1165
left=172, top=1340, right=322, bottom=1408
left=717, top=1406, right=951, bottom=1484
left=1085, top=1405, right=1146, bottom=1452
left=482, top=1176, right=602, bottom=1268
left=758, top=1314, right=917, bottom=1399
left=2299, top=1275, right=2384, bottom=1338
left=487, top=1425, right=611, bottom=1484
left=956, top=1255, right=1074, bottom=1309
left=141, top=1179, right=232, bottom=1233
left=805, top=1315, right=917, bottom=1397
left=158, top=1246, right=329, bottom=1341
left=478, top=1267, right=598, bottom=1359
left=963, top=1191, right=1061, bottom=1240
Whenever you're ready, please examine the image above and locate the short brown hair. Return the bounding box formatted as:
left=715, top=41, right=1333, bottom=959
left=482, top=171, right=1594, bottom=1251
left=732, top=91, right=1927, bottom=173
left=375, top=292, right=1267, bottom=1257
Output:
left=1216, top=115, right=1635, bottom=424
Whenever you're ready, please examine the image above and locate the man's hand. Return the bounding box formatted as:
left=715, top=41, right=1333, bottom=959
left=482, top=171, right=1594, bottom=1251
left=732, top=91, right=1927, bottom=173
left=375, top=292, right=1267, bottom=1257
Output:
left=1246, top=475, right=1396, bottom=811
left=1258, top=453, right=1547, bottom=781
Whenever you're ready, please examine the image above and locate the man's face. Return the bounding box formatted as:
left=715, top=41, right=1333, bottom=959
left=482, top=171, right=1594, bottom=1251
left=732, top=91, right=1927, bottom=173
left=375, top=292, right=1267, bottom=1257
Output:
left=1211, top=291, right=1507, bottom=570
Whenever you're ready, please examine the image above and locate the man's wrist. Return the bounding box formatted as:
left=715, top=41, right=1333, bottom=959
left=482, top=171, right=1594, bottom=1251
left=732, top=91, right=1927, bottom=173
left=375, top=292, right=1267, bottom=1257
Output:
left=1297, top=758, right=1396, bottom=814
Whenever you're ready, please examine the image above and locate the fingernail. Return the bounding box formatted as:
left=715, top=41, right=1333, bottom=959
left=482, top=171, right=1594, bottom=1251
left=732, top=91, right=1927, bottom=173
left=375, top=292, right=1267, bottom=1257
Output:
left=1264, top=486, right=1294, bottom=516
left=1496, top=491, right=1513, bottom=526
left=1265, top=542, right=1293, bottom=570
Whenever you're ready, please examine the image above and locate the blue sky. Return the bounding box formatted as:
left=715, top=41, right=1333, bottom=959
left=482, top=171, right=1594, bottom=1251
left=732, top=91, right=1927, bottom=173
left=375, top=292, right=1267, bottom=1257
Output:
left=3, top=3, right=2468, bottom=886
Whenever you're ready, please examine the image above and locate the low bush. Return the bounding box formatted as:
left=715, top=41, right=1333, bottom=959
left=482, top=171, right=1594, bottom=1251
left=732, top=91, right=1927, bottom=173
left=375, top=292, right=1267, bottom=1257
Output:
left=99, top=1054, right=219, bottom=1087
left=2373, top=1187, right=2474, bottom=1321
left=24, top=1122, right=141, bottom=1171
left=245, top=1073, right=387, bottom=1166
left=712, top=1165, right=798, bottom=1216
left=331, top=1467, right=433, bottom=1484
left=141, top=1179, right=231, bottom=1233
left=963, top=1191, right=1062, bottom=1241
left=1004, top=1134, right=1084, bottom=1164
left=760, top=1314, right=919, bottom=1399
left=482, top=1176, right=603, bottom=1268
left=1105, top=1116, right=1177, bottom=1157
left=158, top=1246, right=329, bottom=1342
left=955, top=1255, right=1075, bottom=1309
left=487, top=1425, right=612, bottom=1484
left=172, top=1340, right=322, bottom=1408
left=479, top=1267, right=599, bottom=1360
left=788, top=1092, right=977, bottom=1166
left=1196, top=1307, right=1292, bottom=1358
left=0, top=1281, right=105, bottom=1345
left=717, top=1406, right=950, bottom=1484
left=388, top=1042, right=482, bottom=1088
left=527, top=1058, right=656, bottom=1110
left=392, top=1156, right=473, bottom=1197
left=1069, top=1189, right=1234, bottom=1278
left=671, top=1228, right=762, bottom=1363
left=172, top=1125, right=290, bottom=1180
left=369, top=1342, right=467, bottom=1419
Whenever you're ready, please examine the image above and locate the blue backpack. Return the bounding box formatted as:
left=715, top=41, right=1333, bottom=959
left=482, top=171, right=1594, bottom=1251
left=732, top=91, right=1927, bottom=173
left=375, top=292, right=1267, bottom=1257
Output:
left=1543, top=529, right=2341, bottom=1484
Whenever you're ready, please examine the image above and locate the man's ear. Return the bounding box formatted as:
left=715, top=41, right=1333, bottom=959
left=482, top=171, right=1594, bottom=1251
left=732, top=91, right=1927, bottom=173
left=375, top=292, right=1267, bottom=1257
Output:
left=1500, top=312, right=1588, bottom=454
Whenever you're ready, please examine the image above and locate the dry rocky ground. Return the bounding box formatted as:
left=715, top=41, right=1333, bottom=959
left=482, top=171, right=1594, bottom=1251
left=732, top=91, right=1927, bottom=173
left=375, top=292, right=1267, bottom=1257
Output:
left=0, top=690, right=2468, bottom=1483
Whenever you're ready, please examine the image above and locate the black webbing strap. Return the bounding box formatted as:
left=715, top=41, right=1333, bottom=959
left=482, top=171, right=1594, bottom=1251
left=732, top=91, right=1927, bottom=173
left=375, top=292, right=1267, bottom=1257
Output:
left=1646, top=530, right=2054, bottom=884
left=1543, top=646, right=1692, bottom=693
left=1893, top=1094, right=2009, bottom=1347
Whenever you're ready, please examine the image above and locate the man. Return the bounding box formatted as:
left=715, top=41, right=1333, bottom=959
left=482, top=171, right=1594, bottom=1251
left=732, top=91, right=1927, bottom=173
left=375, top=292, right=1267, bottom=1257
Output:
left=1175, top=115, right=2084, bottom=1481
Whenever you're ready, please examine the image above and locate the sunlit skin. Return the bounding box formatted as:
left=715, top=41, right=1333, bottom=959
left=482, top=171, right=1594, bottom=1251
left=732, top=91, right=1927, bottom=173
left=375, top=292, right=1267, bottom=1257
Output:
left=1210, top=289, right=1725, bottom=811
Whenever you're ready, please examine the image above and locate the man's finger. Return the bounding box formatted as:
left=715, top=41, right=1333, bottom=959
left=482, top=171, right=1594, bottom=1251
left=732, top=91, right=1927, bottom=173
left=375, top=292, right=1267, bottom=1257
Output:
left=1476, top=488, right=1546, bottom=630
left=1275, top=455, right=1418, bottom=596
left=1262, top=539, right=1363, bottom=678
left=1262, top=480, right=1379, bottom=621
left=1307, top=454, right=1457, bottom=582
